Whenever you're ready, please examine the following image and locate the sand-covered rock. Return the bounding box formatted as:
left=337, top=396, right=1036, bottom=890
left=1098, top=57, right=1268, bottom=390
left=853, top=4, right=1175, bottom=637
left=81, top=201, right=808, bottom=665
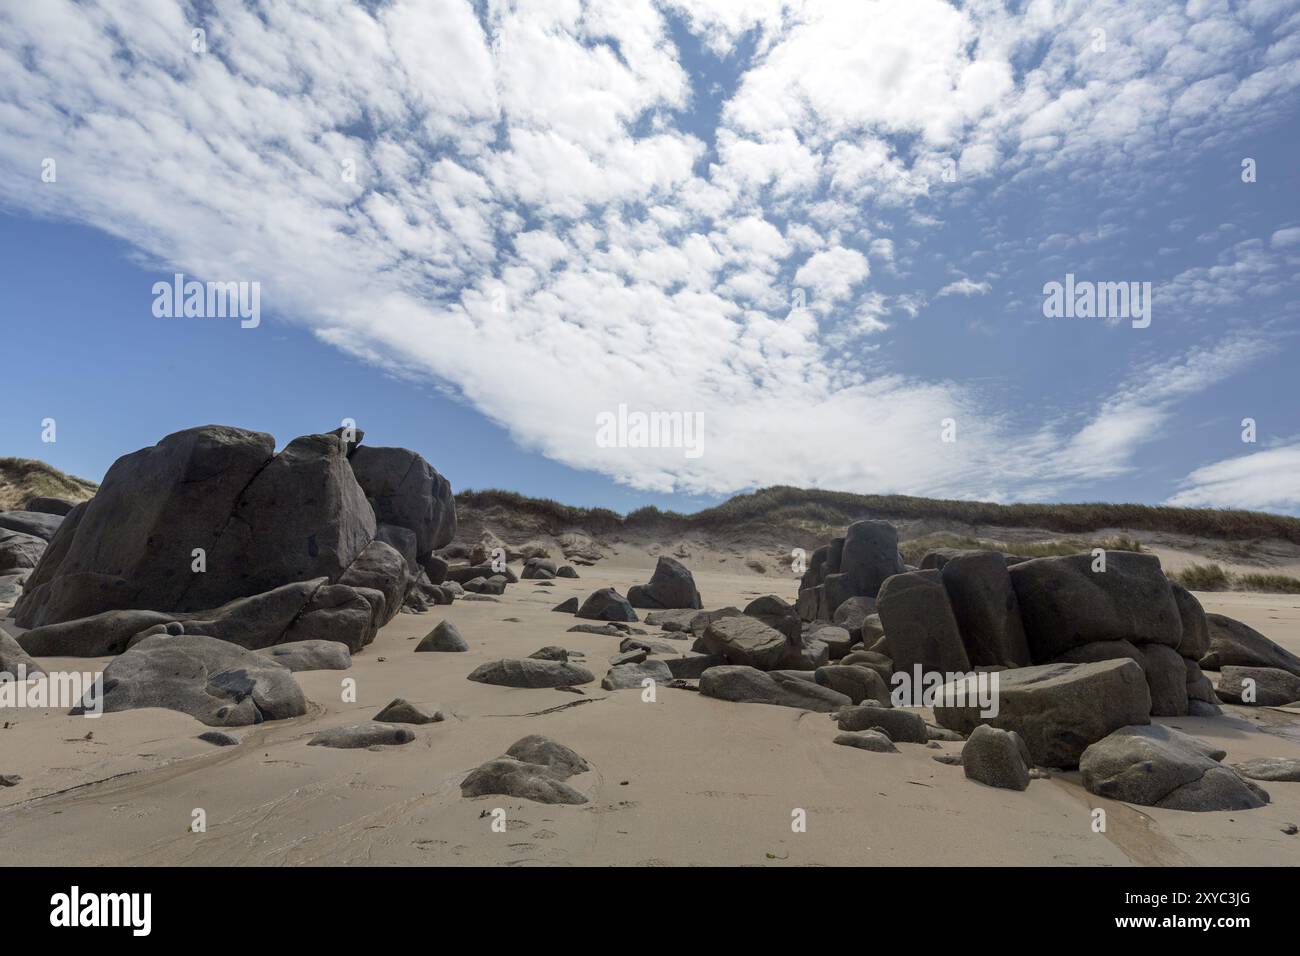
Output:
left=461, top=736, right=590, bottom=804
left=0, top=630, right=44, bottom=678
left=467, top=658, right=594, bottom=688
left=1232, top=757, right=1300, bottom=782
left=258, top=640, right=352, bottom=672
left=834, top=730, right=898, bottom=753
left=308, top=722, right=416, bottom=749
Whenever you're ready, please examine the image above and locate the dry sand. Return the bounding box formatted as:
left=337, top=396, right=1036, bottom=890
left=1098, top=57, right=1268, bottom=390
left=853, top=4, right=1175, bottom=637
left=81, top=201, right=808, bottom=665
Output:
left=2, top=553, right=1299, bottom=867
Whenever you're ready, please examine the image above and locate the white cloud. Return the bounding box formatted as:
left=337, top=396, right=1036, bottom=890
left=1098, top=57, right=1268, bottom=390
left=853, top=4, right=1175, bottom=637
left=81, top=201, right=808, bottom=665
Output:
left=936, top=277, right=992, bottom=298
left=1168, top=443, right=1300, bottom=512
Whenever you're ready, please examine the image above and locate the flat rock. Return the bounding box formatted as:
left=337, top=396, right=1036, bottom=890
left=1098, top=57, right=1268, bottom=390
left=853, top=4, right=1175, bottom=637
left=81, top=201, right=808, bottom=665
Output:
left=467, top=658, right=595, bottom=688
left=601, top=660, right=673, bottom=690
left=257, top=640, right=352, bottom=672
left=308, top=722, right=416, bottom=749
left=1216, top=666, right=1300, bottom=706
left=1233, top=757, right=1300, bottom=782
left=197, top=731, right=241, bottom=746
left=699, top=616, right=790, bottom=671
left=836, top=705, right=929, bottom=743
left=1203, top=614, right=1300, bottom=679
left=699, top=665, right=850, bottom=712
left=834, top=730, right=898, bottom=753
left=528, top=646, right=570, bottom=661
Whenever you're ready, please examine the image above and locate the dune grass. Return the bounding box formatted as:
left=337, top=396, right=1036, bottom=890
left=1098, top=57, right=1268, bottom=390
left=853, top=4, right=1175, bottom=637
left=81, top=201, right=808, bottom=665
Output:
left=459, top=485, right=1300, bottom=544
left=897, top=532, right=1144, bottom=565
left=0, top=457, right=99, bottom=511
left=1171, top=563, right=1300, bottom=594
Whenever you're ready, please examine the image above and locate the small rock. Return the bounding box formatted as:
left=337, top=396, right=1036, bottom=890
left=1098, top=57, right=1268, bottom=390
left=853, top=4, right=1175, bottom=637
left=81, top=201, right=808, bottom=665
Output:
left=416, top=620, right=468, bottom=652
left=552, top=597, right=579, bottom=613
left=308, top=722, right=416, bottom=749
left=961, top=724, right=1031, bottom=791
left=197, top=731, right=241, bottom=747
left=373, top=698, right=444, bottom=724
left=833, top=730, right=898, bottom=753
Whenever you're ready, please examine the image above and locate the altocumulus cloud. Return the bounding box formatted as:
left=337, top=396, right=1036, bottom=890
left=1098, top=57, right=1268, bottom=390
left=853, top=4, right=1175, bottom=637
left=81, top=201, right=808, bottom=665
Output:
left=1, top=0, right=1298, bottom=498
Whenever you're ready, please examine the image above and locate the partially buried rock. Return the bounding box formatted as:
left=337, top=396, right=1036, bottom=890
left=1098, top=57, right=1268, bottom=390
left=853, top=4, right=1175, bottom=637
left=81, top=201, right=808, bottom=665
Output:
left=1232, top=757, right=1300, bottom=782
left=552, top=597, right=579, bottom=613
left=1080, top=724, right=1268, bottom=811
left=815, top=664, right=890, bottom=706
left=308, top=722, right=416, bottom=749
left=833, top=730, right=898, bottom=753
left=699, top=665, right=849, bottom=712
left=836, top=705, right=929, bottom=743
left=92, top=634, right=307, bottom=727
left=467, top=658, right=595, bottom=688
left=197, top=730, right=240, bottom=746
left=601, top=660, right=673, bottom=690
left=373, top=697, right=443, bottom=724
left=416, top=620, right=468, bottom=652
left=1215, top=666, right=1300, bottom=706
left=461, top=735, right=590, bottom=805
left=556, top=566, right=580, bottom=578
left=528, top=646, right=569, bottom=662
left=505, top=735, right=590, bottom=777
left=961, top=724, right=1031, bottom=791
left=257, top=639, right=352, bottom=672
left=576, top=587, right=638, bottom=622
left=0, top=774, right=22, bottom=787
left=1202, top=614, right=1300, bottom=678
left=0, top=630, right=44, bottom=679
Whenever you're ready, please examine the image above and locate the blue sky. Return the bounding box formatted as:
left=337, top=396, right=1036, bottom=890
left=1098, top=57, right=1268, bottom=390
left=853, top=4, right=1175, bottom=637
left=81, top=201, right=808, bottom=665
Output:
left=1, top=0, right=1298, bottom=514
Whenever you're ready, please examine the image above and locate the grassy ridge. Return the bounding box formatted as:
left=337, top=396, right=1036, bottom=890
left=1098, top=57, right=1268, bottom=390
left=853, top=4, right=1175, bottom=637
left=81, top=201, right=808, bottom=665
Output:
left=0, top=457, right=99, bottom=511
left=1172, top=562, right=1300, bottom=594
left=459, top=485, right=1300, bottom=544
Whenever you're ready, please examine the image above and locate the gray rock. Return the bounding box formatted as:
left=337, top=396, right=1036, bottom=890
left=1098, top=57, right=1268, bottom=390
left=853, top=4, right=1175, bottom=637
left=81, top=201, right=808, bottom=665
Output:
left=1080, top=724, right=1268, bottom=811
left=22, top=496, right=77, bottom=516
left=699, top=616, right=790, bottom=671
left=338, top=537, right=408, bottom=627
left=619, top=636, right=679, bottom=655
left=743, top=595, right=801, bottom=642
left=933, top=659, right=1151, bottom=768
left=627, top=556, right=702, bottom=610
left=1216, top=666, right=1300, bottom=706
left=838, top=650, right=892, bottom=686
left=664, top=653, right=724, bottom=679
left=348, top=444, right=456, bottom=561
left=1185, top=659, right=1218, bottom=703
left=1202, top=614, right=1300, bottom=678
left=961, top=724, right=1031, bottom=791
left=0, top=572, right=29, bottom=604
left=833, top=730, right=898, bottom=753
left=877, top=569, right=970, bottom=675
left=257, top=640, right=352, bottom=672
left=815, top=664, right=890, bottom=705
left=0, top=630, right=44, bottom=678
left=1171, top=583, right=1210, bottom=661
left=92, top=633, right=307, bottom=726
left=504, top=735, right=590, bottom=777
left=466, top=658, right=595, bottom=688
left=576, top=587, right=638, bottom=622
left=1188, top=700, right=1223, bottom=717
left=197, top=730, right=240, bottom=746
left=609, top=649, right=646, bottom=665
left=460, top=757, right=587, bottom=804
left=0, top=510, right=63, bottom=541
left=552, top=597, right=579, bottom=613
left=836, top=705, right=929, bottom=743
left=308, top=722, right=416, bottom=749
left=831, top=595, right=876, bottom=631
left=838, top=519, right=904, bottom=599
left=1008, top=552, right=1182, bottom=661
left=1135, top=643, right=1188, bottom=716
left=601, top=660, right=673, bottom=689
left=809, top=624, right=854, bottom=660
left=1232, top=757, right=1300, bottom=782
left=0, top=528, right=46, bottom=574
left=416, top=620, right=468, bottom=652
left=528, top=646, right=570, bottom=661
left=699, top=664, right=850, bottom=712
left=373, top=697, right=444, bottom=724
left=0, top=774, right=23, bottom=786
left=940, top=550, right=1031, bottom=667
left=556, top=566, right=580, bottom=578
left=464, top=575, right=506, bottom=595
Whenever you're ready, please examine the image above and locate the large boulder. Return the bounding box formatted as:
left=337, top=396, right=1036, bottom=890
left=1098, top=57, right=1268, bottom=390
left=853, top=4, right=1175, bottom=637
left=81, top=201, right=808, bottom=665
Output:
left=1080, top=725, right=1269, bottom=811
left=699, top=665, right=850, bottom=712
left=933, top=659, right=1151, bottom=768
left=1202, top=614, right=1300, bottom=678
left=13, top=427, right=376, bottom=628
left=1170, top=584, right=1210, bottom=662
left=876, top=570, right=970, bottom=675
left=1008, top=552, right=1182, bottom=661
left=815, top=664, right=890, bottom=705
left=699, top=616, right=791, bottom=671
left=940, top=550, right=1031, bottom=667
left=1215, top=666, right=1300, bottom=706
left=91, top=633, right=308, bottom=726
left=338, top=538, right=408, bottom=627
left=627, top=557, right=702, bottom=610
left=838, top=520, right=904, bottom=599
left=348, top=444, right=456, bottom=569
left=576, top=588, right=638, bottom=623
left=0, top=511, right=63, bottom=541
left=1135, top=643, right=1188, bottom=716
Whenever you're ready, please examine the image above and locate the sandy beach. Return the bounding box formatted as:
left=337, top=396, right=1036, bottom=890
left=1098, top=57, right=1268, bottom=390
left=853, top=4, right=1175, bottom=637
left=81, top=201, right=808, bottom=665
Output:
left=4, top=555, right=1298, bottom=867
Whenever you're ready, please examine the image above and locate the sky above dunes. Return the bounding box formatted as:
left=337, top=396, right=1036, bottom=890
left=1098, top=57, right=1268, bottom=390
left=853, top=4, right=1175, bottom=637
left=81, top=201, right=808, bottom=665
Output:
left=1, top=0, right=1299, bottom=514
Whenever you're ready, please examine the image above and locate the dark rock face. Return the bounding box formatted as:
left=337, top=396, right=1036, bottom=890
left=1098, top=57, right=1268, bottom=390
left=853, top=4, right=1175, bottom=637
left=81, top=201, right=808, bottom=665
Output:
left=576, top=588, right=638, bottom=622
left=815, top=664, right=889, bottom=705
left=1008, top=552, right=1182, bottom=662
left=877, top=570, right=970, bottom=675
left=0, top=631, right=44, bottom=678
left=839, top=520, right=904, bottom=599
left=939, top=551, right=1031, bottom=667
left=0, top=511, right=63, bottom=541
left=373, top=698, right=443, bottom=724
left=1171, top=584, right=1210, bottom=662
left=836, top=705, right=929, bottom=742
left=94, top=634, right=308, bottom=726
left=551, top=597, right=579, bottom=613
left=1080, top=725, right=1268, bottom=811
left=1216, top=666, right=1300, bottom=706
left=933, top=660, right=1151, bottom=768
left=1202, top=614, right=1300, bottom=678
left=0, top=528, right=46, bottom=574
left=466, top=658, right=595, bottom=688
left=743, top=595, right=801, bottom=643
left=699, top=616, right=790, bottom=671
left=348, top=445, right=456, bottom=565
left=1135, top=643, right=1189, bottom=716
left=416, top=620, right=468, bottom=652
left=627, top=556, right=702, bottom=610
left=22, top=496, right=77, bottom=516
left=699, top=665, right=850, bottom=712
